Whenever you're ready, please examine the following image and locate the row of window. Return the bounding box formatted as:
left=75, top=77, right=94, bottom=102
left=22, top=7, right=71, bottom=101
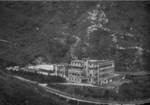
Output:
left=57, top=71, right=65, bottom=75
left=99, top=64, right=113, bottom=68
left=89, top=62, right=113, bottom=67
left=69, top=73, right=84, bottom=77
left=99, top=79, right=113, bottom=85
left=88, top=78, right=96, bottom=82
left=100, top=66, right=114, bottom=71
left=99, top=73, right=112, bottom=78
left=69, top=77, right=81, bottom=82
left=69, top=72, right=97, bottom=77
left=69, top=77, right=100, bottom=84
left=70, top=67, right=83, bottom=69
left=71, top=62, right=101, bottom=67
left=71, top=62, right=83, bottom=66
left=69, top=77, right=113, bottom=85
left=89, top=74, right=97, bottom=77
left=69, top=77, right=95, bottom=83
left=71, top=64, right=113, bottom=69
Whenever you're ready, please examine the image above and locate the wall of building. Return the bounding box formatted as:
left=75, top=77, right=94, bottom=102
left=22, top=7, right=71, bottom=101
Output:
left=68, top=68, right=83, bottom=83
left=98, top=61, right=115, bottom=85
left=54, top=64, right=69, bottom=79
left=68, top=58, right=115, bottom=85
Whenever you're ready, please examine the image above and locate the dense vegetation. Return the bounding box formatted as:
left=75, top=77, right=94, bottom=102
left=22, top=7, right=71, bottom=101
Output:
left=0, top=1, right=149, bottom=72
left=0, top=58, right=17, bottom=68
left=0, top=70, right=68, bottom=105
left=4, top=70, right=66, bottom=84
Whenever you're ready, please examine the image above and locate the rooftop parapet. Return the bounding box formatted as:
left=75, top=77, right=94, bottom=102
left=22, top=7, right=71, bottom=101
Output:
left=71, top=60, right=84, bottom=63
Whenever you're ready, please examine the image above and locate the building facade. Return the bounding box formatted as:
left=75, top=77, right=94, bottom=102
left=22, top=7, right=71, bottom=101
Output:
left=6, top=58, right=115, bottom=85
left=54, top=64, right=69, bottom=79
left=68, top=58, right=115, bottom=85
left=98, top=60, right=115, bottom=85
left=68, top=60, right=84, bottom=83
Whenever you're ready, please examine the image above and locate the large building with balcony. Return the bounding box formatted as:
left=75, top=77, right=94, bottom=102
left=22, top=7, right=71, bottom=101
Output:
left=68, top=58, right=115, bottom=85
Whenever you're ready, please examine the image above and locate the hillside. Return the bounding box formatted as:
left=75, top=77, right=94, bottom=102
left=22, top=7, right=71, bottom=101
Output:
left=0, top=1, right=150, bottom=71
left=0, top=70, right=68, bottom=105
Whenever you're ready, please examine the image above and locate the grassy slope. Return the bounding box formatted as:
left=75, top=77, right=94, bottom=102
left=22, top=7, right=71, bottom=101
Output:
left=48, top=74, right=150, bottom=101
left=0, top=70, right=68, bottom=105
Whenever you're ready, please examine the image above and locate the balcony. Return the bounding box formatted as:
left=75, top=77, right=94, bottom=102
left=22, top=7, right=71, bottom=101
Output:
left=70, top=65, right=84, bottom=68
left=68, top=68, right=83, bottom=72
left=99, top=66, right=114, bottom=71
left=88, top=65, right=99, bottom=69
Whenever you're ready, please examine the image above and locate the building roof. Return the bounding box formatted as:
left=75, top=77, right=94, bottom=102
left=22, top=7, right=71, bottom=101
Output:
left=89, top=60, right=98, bottom=62
left=28, top=64, right=54, bottom=71
left=88, top=60, right=99, bottom=63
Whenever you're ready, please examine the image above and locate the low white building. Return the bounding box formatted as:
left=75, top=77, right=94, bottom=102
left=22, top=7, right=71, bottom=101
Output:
left=6, top=66, right=19, bottom=71
left=35, top=64, right=54, bottom=71
left=25, top=64, right=55, bottom=75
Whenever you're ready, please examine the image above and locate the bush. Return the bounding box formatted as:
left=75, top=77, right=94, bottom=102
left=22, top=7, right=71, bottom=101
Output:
left=5, top=70, right=66, bottom=84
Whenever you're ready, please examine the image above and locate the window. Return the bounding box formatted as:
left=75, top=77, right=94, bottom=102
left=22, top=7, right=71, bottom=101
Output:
left=90, top=74, right=92, bottom=77
left=100, top=82, right=102, bottom=85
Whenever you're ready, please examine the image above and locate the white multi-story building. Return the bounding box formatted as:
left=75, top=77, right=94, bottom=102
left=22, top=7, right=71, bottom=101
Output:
left=68, top=58, right=115, bottom=85
left=6, top=58, right=115, bottom=85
